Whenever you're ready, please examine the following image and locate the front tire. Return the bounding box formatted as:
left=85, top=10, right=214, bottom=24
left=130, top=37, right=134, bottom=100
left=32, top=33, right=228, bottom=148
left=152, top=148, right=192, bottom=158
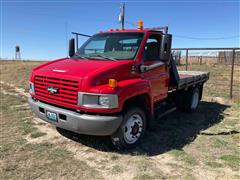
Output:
left=111, top=107, right=146, bottom=150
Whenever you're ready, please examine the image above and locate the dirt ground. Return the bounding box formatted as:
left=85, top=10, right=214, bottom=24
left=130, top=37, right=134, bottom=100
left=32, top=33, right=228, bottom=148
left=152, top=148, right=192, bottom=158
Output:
left=0, top=61, right=239, bottom=180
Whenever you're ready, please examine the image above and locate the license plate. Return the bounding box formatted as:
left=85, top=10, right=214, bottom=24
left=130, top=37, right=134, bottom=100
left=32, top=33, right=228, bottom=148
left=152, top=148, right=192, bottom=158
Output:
left=46, top=111, right=58, bottom=122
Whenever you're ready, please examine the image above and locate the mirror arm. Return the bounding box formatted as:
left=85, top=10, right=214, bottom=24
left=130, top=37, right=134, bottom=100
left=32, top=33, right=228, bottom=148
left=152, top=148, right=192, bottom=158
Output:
left=140, top=62, right=164, bottom=72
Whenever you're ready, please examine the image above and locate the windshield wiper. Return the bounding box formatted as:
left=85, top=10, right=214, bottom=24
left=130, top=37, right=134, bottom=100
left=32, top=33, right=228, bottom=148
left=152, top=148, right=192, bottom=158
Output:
left=73, top=54, right=90, bottom=60
left=89, top=55, right=117, bottom=61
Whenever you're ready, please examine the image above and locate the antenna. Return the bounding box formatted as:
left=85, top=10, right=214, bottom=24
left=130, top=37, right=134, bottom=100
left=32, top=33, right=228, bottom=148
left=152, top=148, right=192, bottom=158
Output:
left=65, top=22, right=68, bottom=57
left=119, top=3, right=125, bottom=30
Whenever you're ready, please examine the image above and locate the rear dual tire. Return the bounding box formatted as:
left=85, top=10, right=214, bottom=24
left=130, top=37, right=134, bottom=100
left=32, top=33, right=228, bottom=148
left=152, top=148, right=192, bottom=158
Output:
left=175, top=87, right=200, bottom=112
left=186, top=87, right=200, bottom=112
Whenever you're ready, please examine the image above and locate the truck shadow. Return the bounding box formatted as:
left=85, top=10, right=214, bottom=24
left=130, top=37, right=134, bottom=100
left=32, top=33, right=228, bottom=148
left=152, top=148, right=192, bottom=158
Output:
left=56, top=101, right=229, bottom=156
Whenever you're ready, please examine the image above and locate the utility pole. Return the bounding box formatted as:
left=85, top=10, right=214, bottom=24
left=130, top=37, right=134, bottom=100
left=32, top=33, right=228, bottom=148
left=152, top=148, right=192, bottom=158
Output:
left=119, top=3, right=125, bottom=30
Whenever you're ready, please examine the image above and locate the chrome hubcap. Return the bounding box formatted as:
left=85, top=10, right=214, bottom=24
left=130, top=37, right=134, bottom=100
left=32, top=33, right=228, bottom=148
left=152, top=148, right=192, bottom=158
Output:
left=123, top=114, right=143, bottom=144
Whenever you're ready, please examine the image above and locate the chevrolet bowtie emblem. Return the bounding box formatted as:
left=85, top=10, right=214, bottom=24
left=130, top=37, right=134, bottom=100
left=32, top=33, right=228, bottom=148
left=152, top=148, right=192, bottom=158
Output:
left=47, top=86, right=58, bottom=94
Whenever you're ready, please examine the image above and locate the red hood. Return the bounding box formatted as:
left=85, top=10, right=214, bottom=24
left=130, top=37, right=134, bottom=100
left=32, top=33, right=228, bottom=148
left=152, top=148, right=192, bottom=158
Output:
left=31, top=58, right=134, bottom=86
left=30, top=57, right=136, bottom=109
left=33, top=58, right=116, bottom=78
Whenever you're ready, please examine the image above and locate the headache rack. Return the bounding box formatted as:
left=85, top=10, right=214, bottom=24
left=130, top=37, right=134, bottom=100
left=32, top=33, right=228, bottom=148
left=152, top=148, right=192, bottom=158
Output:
left=71, top=32, right=92, bottom=50
left=146, top=26, right=169, bottom=34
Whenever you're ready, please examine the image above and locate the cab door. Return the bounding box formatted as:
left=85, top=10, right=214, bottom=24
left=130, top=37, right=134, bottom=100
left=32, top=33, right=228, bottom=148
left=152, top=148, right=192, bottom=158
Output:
left=140, top=33, right=169, bottom=102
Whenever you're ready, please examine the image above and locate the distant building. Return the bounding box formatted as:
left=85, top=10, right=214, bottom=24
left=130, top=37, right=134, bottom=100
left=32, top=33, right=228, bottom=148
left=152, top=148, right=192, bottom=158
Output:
left=218, top=51, right=240, bottom=64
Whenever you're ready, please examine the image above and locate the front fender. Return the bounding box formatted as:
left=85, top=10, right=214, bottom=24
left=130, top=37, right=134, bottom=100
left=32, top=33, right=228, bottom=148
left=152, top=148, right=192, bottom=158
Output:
left=82, top=78, right=152, bottom=114
left=116, top=78, right=152, bottom=111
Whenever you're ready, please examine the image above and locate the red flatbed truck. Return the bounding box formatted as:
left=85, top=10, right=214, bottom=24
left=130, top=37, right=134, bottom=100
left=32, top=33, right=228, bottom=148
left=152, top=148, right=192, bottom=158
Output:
left=29, top=23, right=209, bottom=149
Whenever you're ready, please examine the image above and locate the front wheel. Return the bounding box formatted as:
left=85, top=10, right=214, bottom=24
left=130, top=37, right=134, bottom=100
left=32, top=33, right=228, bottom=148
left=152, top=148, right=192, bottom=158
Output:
left=111, top=107, right=146, bottom=150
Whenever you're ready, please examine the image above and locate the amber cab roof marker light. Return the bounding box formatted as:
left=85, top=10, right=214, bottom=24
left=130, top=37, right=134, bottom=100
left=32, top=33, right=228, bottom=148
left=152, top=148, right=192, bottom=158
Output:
left=138, top=20, right=143, bottom=30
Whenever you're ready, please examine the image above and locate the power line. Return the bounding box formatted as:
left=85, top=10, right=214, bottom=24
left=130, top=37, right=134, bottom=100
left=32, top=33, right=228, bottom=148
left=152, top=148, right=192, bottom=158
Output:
left=125, top=19, right=239, bottom=41
left=125, top=20, right=137, bottom=27
left=174, top=35, right=240, bottom=40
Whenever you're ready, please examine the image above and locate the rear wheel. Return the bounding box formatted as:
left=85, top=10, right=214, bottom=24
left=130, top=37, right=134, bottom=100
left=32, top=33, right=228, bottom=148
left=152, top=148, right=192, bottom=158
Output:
left=184, top=87, right=200, bottom=112
left=111, top=107, right=146, bottom=150
left=174, top=87, right=200, bottom=113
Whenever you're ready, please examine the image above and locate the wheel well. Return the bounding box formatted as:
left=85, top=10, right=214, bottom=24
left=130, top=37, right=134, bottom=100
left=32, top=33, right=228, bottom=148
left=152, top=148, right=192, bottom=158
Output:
left=122, top=94, right=152, bottom=127
left=123, top=94, right=150, bottom=110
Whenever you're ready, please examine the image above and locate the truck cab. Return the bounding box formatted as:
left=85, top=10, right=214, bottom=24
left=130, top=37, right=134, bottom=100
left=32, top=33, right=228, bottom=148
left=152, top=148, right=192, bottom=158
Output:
left=29, top=25, right=209, bottom=149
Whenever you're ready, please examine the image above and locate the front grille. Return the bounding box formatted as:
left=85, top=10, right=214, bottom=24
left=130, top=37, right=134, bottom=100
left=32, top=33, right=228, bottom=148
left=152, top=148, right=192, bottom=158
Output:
left=34, top=75, right=79, bottom=105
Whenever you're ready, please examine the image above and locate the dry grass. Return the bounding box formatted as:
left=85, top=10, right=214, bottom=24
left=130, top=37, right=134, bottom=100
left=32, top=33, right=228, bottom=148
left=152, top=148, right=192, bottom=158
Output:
left=0, top=60, right=44, bottom=90
left=0, top=91, right=101, bottom=180
left=0, top=60, right=239, bottom=179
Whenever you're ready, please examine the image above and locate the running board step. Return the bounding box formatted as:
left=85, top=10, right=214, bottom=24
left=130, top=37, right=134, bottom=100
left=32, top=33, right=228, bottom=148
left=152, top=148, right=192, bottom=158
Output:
left=154, top=102, right=176, bottom=119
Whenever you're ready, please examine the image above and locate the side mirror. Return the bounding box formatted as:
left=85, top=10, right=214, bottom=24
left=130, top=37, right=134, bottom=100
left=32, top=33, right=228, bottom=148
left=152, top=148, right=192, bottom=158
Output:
left=160, top=34, right=172, bottom=62
left=69, top=38, right=75, bottom=57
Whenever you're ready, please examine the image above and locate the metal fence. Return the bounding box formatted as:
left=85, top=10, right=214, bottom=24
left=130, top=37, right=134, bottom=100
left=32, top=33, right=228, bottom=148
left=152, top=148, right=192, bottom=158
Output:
left=172, top=48, right=240, bottom=100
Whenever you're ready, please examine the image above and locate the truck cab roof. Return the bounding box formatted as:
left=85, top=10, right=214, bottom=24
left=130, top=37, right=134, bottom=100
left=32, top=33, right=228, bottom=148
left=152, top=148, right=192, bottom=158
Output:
left=100, top=28, right=164, bottom=34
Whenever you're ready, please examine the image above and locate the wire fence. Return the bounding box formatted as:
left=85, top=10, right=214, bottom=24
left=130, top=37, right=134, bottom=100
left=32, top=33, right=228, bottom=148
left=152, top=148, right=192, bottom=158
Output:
left=172, top=48, right=240, bottom=101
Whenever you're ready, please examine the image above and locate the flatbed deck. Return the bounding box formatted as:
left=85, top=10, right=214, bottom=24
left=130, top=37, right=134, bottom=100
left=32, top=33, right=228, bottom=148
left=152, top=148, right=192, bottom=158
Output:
left=177, top=71, right=209, bottom=89
left=169, top=55, right=209, bottom=91
left=177, top=71, right=210, bottom=89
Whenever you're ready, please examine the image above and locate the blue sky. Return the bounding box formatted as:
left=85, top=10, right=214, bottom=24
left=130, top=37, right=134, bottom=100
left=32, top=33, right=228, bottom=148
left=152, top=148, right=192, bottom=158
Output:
left=1, top=0, right=239, bottom=60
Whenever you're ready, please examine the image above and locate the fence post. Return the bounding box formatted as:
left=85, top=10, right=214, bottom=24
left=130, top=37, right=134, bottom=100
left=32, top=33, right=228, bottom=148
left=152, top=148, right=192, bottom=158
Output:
left=186, top=49, right=188, bottom=71
left=230, top=49, right=235, bottom=99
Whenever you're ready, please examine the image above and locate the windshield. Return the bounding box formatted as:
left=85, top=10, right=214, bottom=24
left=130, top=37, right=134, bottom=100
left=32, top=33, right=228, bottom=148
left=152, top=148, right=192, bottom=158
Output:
left=74, top=32, right=144, bottom=60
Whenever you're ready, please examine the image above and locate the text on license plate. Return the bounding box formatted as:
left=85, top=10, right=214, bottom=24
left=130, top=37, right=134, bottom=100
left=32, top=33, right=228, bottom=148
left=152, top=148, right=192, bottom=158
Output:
left=46, top=111, right=58, bottom=122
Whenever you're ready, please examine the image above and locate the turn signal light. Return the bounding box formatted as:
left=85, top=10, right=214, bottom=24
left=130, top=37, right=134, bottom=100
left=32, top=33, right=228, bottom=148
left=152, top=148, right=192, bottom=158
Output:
left=109, top=79, right=118, bottom=88
left=138, top=20, right=143, bottom=30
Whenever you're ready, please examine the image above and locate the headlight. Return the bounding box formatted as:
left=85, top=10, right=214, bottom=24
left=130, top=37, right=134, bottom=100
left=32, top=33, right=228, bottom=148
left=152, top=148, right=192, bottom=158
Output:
left=99, top=96, right=110, bottom=106
left=29, top=82, right=35, bottom=94
left=78, top=92, right=118, bottom=109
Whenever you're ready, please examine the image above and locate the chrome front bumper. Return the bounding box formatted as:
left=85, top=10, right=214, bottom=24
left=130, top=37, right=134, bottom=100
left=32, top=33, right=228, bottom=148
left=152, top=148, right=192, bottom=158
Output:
left=28, top=97, right=122, bottom=136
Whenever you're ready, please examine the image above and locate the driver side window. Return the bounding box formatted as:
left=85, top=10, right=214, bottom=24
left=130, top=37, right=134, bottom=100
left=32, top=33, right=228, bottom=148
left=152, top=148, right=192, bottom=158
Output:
left=143, top=34, right=161, bottom=61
